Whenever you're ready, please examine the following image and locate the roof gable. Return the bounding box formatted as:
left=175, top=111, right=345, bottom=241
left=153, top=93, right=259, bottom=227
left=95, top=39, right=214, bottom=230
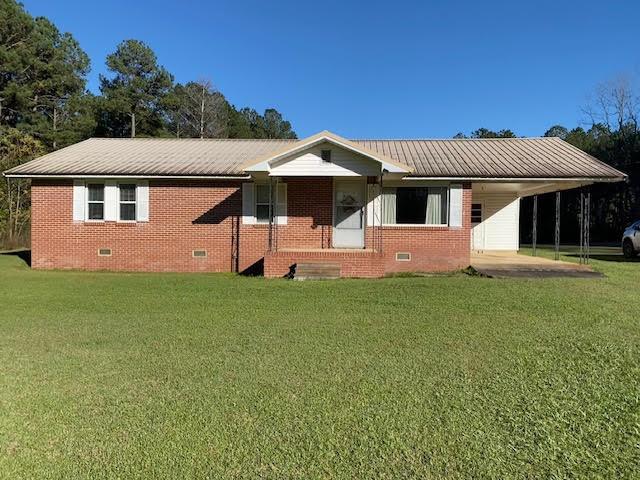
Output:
left=243, top=131, right=412, bottom=174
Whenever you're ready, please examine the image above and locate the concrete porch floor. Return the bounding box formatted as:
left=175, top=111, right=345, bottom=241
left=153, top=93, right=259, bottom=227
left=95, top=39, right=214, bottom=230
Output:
left=471, top=252, right=603, bottom=278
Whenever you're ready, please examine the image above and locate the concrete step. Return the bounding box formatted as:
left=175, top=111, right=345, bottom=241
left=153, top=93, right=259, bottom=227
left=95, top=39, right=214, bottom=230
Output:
left=294, top=263, right=341, bottom=280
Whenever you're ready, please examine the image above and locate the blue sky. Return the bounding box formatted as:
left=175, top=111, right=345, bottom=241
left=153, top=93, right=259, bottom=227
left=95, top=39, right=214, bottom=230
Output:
left=21, top=0, right=640, bottom=139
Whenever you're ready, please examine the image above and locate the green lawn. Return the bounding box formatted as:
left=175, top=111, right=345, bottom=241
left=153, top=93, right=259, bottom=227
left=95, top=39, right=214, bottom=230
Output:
left=0, top=250, right=638, bottom=479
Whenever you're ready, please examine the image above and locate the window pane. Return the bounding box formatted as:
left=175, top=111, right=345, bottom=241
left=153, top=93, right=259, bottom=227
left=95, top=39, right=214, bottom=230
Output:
left=256, top=204, right=270, bottom=222
left=119, top=184, right=136, bottom=202
left=88, top=203, right=104, bottom=220
left=396, top=187, right=428, bottom=224
left=120, top=203, right=136, bottom=221
left=382, top=188, right=397, bottom=224
left=426, top=187, right=447, bottom=224
left=255, top=185, right=270, bottom=203
left=471, top=203, right=482, bottom=223
left=88, top=184, right=104, bottom=201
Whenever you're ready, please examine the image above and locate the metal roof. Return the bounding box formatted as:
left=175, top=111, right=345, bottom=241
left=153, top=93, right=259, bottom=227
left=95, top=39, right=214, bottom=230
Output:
left=4, top=135, right=626, bottom=180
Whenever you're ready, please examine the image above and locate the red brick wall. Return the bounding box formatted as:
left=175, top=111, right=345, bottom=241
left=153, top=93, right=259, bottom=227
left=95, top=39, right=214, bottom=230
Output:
left=31, top=179, right=471, bottom=275
left=264, top=250, right=385, bottom=278
left=276, top=177, right=333, bottom=249
left=375, top=183, right=472, bottom=273
left=31, top=179, right=266, bottom=272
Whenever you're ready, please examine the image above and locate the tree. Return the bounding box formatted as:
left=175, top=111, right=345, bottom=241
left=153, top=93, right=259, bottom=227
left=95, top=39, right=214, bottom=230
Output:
left=543, top=125, right=569, bottom=139
left=470, top=127, right=516, bottom=138
left=0, top=0, right=36, bottom=126
left=0, top=0, right=90, bottom=149
left=262, top=108, right=296, bottom=139
left=98, top=39, right=173, bottom=137
left=228, top=107, right=296, bottom=139
left=583, top=75, right=639, bottom=134
left=0, top=128, right=44, bottom=246
left=165, top=79, right=228, bottom=138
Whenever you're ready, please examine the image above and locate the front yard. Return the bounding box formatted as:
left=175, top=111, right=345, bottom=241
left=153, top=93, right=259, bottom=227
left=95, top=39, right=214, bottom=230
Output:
left=0, top=250, right=638, bottom=478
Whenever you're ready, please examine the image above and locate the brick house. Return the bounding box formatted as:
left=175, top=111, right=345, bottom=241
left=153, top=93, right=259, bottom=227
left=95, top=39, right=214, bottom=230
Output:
left=4, top=131, right=626, bottom=278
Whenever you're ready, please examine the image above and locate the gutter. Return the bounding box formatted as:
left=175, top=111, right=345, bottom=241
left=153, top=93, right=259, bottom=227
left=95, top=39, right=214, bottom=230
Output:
left=402, top=176, right=626, bottom=183
left=2, top=173, right=253, bottom=180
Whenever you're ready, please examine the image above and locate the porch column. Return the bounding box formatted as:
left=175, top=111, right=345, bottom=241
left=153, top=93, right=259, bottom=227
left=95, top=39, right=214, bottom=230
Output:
left=378, top=173, right=384, bottom=253
left=267, top=176, right=280, bottom=252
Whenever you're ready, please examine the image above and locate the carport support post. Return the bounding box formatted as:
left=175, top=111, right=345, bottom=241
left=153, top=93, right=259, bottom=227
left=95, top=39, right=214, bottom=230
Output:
left=554, top=191, right=560, bottom=261
left=532, top=195, right=538, bottom=256
left=578, top=188, right=591, bottom=265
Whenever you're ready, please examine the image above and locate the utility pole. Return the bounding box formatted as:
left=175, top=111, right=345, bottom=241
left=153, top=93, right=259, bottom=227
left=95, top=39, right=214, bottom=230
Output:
left=130, top=112, right=136, bottom=138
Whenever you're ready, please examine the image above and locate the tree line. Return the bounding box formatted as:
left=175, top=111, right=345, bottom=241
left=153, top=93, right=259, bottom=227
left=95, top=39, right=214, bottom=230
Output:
left=0, top=0, right=296, bottom=246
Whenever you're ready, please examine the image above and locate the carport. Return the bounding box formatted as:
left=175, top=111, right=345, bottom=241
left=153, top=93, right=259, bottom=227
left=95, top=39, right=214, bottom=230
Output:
left=470, top=251, right=603, bottom=278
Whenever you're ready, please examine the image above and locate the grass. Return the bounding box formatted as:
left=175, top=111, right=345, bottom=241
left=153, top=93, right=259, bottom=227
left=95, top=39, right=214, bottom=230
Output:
left=0, top=250, right=638, bottom=478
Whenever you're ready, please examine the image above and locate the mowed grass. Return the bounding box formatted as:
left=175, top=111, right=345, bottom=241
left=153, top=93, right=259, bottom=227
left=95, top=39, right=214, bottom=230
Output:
left=0, top=251, right=639, bottom=479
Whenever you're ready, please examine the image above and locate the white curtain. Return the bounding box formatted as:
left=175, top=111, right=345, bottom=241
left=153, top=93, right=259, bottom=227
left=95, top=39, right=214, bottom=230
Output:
left=426, top=187, right=445, bottom=224
left=382, top=188, right=396, bottom=224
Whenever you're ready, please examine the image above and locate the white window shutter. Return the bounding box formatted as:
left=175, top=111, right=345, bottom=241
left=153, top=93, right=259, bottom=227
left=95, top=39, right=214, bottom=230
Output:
left=73, top=180, right=85, bottom=221
left=242, top=183, right=255, bottom=224
left=104, top=181, right=117, bottom=221
left=449, top=184, right=463, bottom=227
left=366, top=183, right=381, bottom=226
left=276, top=183, right=287, bottom=225
left=136, top=181, right=149, bottom=222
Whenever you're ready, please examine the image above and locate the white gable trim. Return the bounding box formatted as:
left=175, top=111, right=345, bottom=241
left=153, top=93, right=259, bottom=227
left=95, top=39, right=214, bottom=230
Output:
left=243, top=131, right=411, bottom=175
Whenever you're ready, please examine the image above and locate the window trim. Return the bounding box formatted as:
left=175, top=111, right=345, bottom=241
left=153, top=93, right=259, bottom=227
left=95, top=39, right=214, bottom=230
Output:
left=86, top=182, right=105, bottom=222
left=381, top=185, right=450, bottom=227
left=117, top=182, right=137, bottom=222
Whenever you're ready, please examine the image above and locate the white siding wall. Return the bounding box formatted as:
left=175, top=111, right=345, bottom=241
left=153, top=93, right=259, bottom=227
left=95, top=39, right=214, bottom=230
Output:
left=473, top=193, right=520, bottom=251
left=270, top=144, right=380, bottom=176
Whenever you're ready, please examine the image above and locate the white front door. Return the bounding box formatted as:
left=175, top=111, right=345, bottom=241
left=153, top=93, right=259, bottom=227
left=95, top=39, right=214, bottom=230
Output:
left=471, top=202, right=485, bottom=251
left=333, top=179, right=366, bottom=248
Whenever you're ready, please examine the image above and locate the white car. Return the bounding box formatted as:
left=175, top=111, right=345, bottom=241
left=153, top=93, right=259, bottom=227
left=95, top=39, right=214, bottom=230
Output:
left=622, top=220, right=640, bottom=258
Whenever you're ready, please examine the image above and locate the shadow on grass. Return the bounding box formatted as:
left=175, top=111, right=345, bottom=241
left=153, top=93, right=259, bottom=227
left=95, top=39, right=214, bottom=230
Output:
left=566, top=253, right=640, bottom=263
left=1, top=249, right=31, bottom=266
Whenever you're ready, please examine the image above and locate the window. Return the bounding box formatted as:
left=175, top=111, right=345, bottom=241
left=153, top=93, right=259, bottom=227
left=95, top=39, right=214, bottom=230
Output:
left=382, top=187, right=448, bottom=225
left=119, top=184, right=137, bottom=221
left=192, top=250, right=207, bottom=258
left=396, top=252, right=411, bottom=261
left=254, top=183, right=286, bottom=224
left=98, top=248, right=112, bottom=256
left=471, top=203, right=482, bottom=223
left=255, top=184, right=271, bottom=223
left=87, top=184, right=105, bottom=220
left=321, top=149, right=332, bottom=162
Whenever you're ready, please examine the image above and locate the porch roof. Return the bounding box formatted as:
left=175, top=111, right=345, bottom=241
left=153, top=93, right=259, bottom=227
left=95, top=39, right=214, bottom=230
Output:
left=4, top=130, right=626, bottom=182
